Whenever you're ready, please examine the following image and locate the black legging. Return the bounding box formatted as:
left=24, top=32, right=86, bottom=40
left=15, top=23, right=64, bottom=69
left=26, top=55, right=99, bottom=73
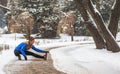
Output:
left=14, top=50, right=44, bottom=58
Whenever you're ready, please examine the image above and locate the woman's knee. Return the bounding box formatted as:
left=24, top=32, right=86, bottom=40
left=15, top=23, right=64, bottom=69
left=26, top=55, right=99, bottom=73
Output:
left=14, top=50, right=21, bottom=56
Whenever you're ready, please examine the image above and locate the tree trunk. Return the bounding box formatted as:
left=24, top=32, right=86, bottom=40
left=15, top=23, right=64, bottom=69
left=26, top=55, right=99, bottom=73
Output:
left=74, top=0, right=105, bottom=49
left=85, top=22, right=105, bottom=49
left=108, top=0, right=120, bottom=38
left=71, top=35, right=74, bottom=41
left=85, top=0, right=120, bottom=52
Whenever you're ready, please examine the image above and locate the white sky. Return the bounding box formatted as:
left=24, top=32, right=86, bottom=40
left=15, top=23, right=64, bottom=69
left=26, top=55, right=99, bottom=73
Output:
left=0, top=33, right=120, bottom=74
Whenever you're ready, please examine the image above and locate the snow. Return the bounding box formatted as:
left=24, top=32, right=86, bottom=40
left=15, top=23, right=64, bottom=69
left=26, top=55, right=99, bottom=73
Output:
left=0, top=33, right=120, bottom=74
left=112, top=0, right=116, bottom=9
left=50, top=44, right=120, bottom=74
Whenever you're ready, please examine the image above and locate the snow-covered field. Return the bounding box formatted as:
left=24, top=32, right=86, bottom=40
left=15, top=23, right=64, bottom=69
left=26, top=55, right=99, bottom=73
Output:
left=0, top=33, right=120, bottom=74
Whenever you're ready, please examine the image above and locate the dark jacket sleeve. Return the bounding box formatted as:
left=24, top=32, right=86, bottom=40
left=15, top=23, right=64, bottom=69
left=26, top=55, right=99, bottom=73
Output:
left=32, top=45, right=45, bottom=53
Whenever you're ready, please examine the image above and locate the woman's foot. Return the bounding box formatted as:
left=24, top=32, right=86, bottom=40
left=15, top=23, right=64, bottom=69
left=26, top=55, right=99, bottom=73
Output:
left=43, top=53, right=47, bottom=60
left=18, top=55, right=21, bottom=60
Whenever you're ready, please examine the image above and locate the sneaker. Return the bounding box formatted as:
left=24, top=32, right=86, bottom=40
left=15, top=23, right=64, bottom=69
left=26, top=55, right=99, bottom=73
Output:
left=43, top=53, right=47, bottom=60
left=18, top=55, right=21, bottom=60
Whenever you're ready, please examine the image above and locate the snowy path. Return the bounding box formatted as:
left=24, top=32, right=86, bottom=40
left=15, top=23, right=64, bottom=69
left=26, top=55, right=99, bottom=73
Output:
left=50, top=44, right=120, bottom=74
left=4, top=50, right=65, bottom=74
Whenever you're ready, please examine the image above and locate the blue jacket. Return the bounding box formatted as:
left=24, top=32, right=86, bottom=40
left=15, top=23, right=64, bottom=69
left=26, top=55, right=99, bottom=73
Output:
left=15, top=41, right=45, bottom=58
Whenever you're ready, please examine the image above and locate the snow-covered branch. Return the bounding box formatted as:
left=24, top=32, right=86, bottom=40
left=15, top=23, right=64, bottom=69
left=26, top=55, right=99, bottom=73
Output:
left=0, top=4, right=11, bottom=11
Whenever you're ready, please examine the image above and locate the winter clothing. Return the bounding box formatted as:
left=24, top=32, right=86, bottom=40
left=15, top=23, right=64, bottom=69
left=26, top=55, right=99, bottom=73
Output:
left=14, top=50, right=45, bottom=60
left=14, top=40, right=45, bottom=60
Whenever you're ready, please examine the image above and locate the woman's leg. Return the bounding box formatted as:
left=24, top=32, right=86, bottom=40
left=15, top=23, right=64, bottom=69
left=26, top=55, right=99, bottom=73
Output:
left=25, top=51, right=44, bottom=59
left=14, top=50, right=21, bottom=60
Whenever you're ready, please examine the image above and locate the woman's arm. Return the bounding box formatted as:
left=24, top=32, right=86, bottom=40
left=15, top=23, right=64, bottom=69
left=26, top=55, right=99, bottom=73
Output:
left=32, top=45, right=45, bottom=53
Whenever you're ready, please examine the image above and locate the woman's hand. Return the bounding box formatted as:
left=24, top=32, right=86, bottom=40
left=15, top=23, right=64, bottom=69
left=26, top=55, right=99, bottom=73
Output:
left=44, top=51, right=49, bottom=53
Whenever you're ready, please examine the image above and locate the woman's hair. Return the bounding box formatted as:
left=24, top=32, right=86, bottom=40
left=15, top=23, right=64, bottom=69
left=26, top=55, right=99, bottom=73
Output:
left=30, top=36, right=35, bottom=41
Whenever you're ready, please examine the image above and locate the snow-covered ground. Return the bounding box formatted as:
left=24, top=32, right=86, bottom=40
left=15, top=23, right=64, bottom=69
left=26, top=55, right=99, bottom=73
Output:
left=50, top=44, right=120, bottom=74
left=0, top=33, right=120, bottom=74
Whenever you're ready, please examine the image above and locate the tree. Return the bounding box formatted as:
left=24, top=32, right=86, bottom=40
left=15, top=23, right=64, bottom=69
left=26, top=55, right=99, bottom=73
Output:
left=57, top=11, right=76, bottom=41
left=59, top=0, right=89, bottom=36
left=17, top=12, right=34, bottom=40
left=74, top=0, right=105, bottom=49
left=100, top=0, right=114, bottom=23
left=5, top=0, right=60, bottom=38
left=74, top=0, right=120, bottom=52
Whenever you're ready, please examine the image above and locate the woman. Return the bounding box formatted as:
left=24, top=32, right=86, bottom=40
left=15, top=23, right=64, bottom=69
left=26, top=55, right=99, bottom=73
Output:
left=14, top=36, right=49, bottom=60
